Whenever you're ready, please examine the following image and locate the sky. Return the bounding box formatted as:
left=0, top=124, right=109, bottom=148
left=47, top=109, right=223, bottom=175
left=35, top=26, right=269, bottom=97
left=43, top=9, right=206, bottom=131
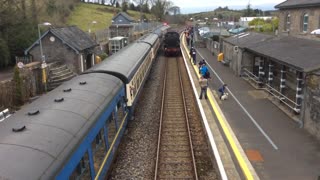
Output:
left=171, top=0, right=285, bottom=14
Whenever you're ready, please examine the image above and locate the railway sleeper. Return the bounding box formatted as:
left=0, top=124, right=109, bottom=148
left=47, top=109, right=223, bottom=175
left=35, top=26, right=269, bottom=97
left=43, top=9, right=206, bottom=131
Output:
left=161, top=137, right=189, bottom=142
left=162, top=129, right=188, bottom=133
left=158, top=170, right=194, bottom=178
left=161, top=146, right=190, bottom=152
left=160, top=157, right=193, bottom=163
left=162, top=131, right=188, bottom=136
left=159, top=163, right=193, bottom=171
left=162, top=121, right=186, bottom=125
left=161, top=151, right=191, bottom=157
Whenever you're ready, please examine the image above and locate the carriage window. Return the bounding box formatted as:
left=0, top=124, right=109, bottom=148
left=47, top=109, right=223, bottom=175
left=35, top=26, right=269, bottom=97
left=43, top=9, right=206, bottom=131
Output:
left=107, top=113, right=116, bottom=148
left=117, top=101, right=126, bottom=126
left=69, top=152, right=91, bottom=180
left=93, top=129, right=107, bottom=174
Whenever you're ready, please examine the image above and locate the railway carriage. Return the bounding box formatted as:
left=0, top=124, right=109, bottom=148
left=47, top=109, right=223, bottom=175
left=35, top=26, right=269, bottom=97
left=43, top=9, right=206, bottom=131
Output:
left=86, top=40, right=152, bottom=108
left=0, top=25, right=169, bottom=180
left=0, top=73, right=126, bottom=179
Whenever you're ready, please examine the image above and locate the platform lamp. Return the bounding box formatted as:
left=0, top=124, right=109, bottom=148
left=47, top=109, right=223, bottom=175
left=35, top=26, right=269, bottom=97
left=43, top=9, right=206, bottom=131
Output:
left=88, top=20, right=97, bottom=33
left=38, top=22, right=51, bottom=93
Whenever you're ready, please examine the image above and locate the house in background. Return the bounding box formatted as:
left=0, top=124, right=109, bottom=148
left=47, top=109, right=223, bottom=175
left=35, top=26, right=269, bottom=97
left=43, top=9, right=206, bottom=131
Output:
left=25, top=26, right=98, bottom=74
left=275, top=0, right=320, bottom=40
left=239, top=16, right=273, bottom=28
left=109, top=12, right=135, bottom=39
left=25, top=26, right=98, bottom=90
left=222, top=0, right=320, bottom=140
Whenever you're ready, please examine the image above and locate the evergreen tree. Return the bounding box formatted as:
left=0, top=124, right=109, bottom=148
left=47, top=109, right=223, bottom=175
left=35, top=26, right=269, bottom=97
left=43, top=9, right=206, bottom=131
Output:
left=0, top=38, right=10, bottom=67
left=129, top=3, right=136, bottom=10
left=122, top=2, right=128, bottom=12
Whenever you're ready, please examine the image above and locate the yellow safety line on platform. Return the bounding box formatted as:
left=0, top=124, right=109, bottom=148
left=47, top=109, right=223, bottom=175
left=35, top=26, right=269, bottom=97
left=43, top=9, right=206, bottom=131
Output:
left=182, top=34, right=254, bottom=180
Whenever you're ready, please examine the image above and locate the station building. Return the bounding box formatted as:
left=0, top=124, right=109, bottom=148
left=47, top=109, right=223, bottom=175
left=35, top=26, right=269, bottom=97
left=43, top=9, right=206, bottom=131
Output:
left=222, top=0, right=320, bottom=140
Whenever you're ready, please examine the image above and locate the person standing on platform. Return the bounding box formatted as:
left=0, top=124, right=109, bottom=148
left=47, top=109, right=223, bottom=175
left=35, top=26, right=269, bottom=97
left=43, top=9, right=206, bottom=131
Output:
left=200, top=63, right=209, bottom=77
left=186, top=35, right=190, bottom=46
left=199, top=75, right=208, bottom=99
left=198, top=59, right=206, bottom=73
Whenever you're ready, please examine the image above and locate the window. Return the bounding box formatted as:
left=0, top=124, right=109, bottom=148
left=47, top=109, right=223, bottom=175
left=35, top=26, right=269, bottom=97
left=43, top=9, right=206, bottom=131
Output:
left=70, top=152, right=91, bottom=180
left=285, top=13, right=291, bottom=31
left=302, top=13, right=309, bottom=32
left=107, top=113, right=116, bottom=146
left=92, top=129, right=107, bottom=174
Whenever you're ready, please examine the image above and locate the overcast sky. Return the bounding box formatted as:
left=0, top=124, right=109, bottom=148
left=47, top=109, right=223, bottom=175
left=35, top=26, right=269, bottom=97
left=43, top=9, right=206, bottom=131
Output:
left=172, top=0, right=285, bottom=14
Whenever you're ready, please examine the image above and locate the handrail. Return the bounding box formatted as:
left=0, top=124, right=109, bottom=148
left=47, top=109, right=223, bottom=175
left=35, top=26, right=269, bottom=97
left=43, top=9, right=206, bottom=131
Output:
left=241, top=68, right=299, bottom=112
left=242, top=68, right=262, bottom=85
left=263, top=84, right=298, bottom=110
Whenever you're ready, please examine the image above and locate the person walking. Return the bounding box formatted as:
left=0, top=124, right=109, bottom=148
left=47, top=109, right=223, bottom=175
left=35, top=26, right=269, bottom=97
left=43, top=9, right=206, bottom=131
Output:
left=199, top=75, right=208, bottom=99
left=190, top=48, right=196, bottom=65
left=218, top=84, right=227, bottom=99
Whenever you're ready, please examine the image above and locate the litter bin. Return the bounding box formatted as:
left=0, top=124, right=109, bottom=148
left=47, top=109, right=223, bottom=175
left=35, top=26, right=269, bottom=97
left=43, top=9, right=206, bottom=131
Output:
left=218, top=53, right=224, bottom=62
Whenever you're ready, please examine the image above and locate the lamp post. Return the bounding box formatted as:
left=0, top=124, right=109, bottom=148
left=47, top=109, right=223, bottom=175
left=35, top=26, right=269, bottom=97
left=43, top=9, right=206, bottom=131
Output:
left=38, top=22, right=51, bottom=93
left=38, top=22, right=51, bottom=63
left=88, top=20, right=97, bottom=33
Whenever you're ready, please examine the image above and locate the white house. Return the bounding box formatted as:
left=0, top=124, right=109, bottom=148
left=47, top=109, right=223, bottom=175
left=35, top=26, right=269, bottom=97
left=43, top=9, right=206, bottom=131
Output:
left=239, top=16, right=273, bottom=28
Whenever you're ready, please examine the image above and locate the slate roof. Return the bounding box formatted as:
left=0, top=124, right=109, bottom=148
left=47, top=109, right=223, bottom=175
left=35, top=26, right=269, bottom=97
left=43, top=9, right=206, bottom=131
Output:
left=25, top=26, right=98, bottom=55
left=248, top=36, right=320, bottom=72
left=112, top=12, right=134, bottom=22
left=50, top=26, right=98, bottom=51
left=224, top=33, right=320, bottom=72
left=223, top=32, right=273, bottom=48
left=275, top=0, right=320, bottom=9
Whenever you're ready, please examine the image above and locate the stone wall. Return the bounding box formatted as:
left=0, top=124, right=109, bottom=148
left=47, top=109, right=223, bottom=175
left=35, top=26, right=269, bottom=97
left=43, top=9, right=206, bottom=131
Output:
left=0, top=63, right=41, bottom=110
left=279, top=7, right=320, bottom=40
left=304, top=74, right=320, bottom=140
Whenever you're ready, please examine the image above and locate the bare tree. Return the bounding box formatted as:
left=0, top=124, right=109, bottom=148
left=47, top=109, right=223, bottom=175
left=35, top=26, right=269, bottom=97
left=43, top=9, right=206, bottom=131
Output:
left=150, top=0, right=173, bottom=20
left=133, top=0, right=149, bottom=21
left=110, top=0, right=117, bottom=6
left=20, top=0, right=27, bottom=19
left=31, top=0, right=38, bottom=23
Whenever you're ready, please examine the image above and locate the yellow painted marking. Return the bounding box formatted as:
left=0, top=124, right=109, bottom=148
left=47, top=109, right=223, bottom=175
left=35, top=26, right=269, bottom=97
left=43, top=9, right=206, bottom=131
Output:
left=95, top=113, right=128, bottom=180
left=181, top=34, right=255, bottom=180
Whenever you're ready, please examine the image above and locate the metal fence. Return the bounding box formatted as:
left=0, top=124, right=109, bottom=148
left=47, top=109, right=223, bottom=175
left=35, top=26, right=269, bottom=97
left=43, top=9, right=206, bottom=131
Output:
left=93, top=22, right=161, bottom=44
left=15, top=56, right=32, bottom=64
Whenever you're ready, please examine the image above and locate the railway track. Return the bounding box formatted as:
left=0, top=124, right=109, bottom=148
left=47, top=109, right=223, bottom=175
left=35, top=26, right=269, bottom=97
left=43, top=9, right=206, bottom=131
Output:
left=154, top=57, right=198, bottom=179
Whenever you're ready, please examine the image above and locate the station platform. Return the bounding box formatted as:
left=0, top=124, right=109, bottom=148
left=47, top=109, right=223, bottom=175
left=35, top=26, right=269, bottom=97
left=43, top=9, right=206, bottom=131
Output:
left=180, top=36, right=320, bottom=180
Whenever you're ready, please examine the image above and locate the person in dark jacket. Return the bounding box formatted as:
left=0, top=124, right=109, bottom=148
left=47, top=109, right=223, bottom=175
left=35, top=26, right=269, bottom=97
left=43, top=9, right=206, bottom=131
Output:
left=218, top=84, right=227, bottom=99
left=190, top=48, right=196, bottom=65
